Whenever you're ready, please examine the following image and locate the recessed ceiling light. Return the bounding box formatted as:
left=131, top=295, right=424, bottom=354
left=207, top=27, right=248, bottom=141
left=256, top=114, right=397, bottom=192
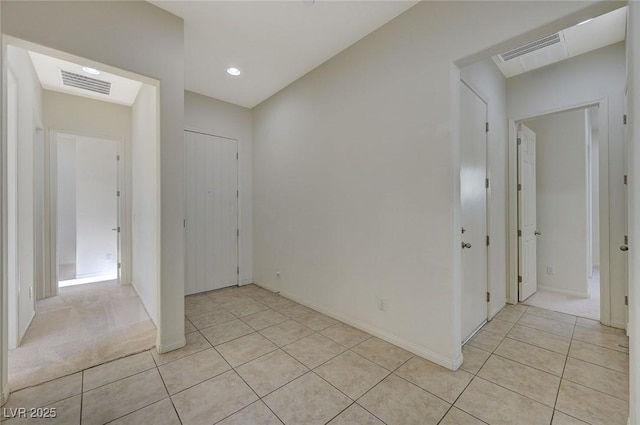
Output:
left=226, top=67, right=241, bottom=76
left=577, top=18, right=593, bottom=26
left=82, top=66, right=100, bottom=75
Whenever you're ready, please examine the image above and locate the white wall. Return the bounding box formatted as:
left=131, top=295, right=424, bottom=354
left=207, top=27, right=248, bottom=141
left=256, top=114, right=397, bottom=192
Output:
left=132, top=84, right=159, bottom=324
left=43, top=90, right=132, bottom=286
left=75, top=136, right=118, bottom=278
left=526, top=109, right=589, bottom=297
left=184, top=91, right=252, bottom=285
left=2, top=0, right=186, bottom=354
left=252, top=1, right=612, bottom=369
left=460, top=59, right=508, bottom=318
left=7, top=45, right=41, bottom=347
left=627, top=2, right=639, bottom=423
left=56, top=135, right=76, bottom=272
left=507, top=42, right=627, bottom=327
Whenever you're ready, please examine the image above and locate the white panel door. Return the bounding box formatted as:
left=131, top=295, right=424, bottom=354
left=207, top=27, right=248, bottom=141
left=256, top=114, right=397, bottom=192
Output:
left=518, top=124, right=538, bottom=301
left=75, top=136, right=119, bottom=279
left=185, top=131, right=238, bottom=295
left=460, top=82, right=488, bottom=342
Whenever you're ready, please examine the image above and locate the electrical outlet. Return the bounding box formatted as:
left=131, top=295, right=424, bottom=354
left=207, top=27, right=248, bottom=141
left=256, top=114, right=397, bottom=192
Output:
left=547, top=266, right=555, bottom=275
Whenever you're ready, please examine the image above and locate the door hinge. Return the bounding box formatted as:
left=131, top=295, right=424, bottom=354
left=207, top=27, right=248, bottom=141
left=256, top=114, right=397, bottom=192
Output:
left=117, top=227, right=121, bottom=233
left=486, top=292, right=491, bottom=302
left=486, top=235, right=490, bottom=246
left=518, top=275, right=522, bottom=283
left=485, top=122, right=489, bottom=132
left=117, top=190, right=121, bottom=197
left=517, top=137, right=522, bottom=145
left=624, top=235, right=628, bottom=245
left=236, top=152, right=239, bottom=160
left=517, top=183, right=522, bottom=191
left=237, top=190, right=239, bottom=198
left=624, top=175, right=628, bottom=185
left=118, top=263, right=122, bottom=269
left=623, top=114, right=627, bottom=125
left=183, top=219, right=186, bottom=228
left=237, top=266, right=240, bottom=275
left=237, top=229, right=240, bottom=237
left=485, top=178, right=489, bottom=189
left=625, top=295, right=628, bottom=306
left=518, top=229, right=522, bottom=237
left=117, top=155, right=120, bottom=161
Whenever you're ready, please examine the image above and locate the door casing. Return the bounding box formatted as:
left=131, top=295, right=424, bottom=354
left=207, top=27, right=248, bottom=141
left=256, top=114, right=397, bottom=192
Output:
left=507, top=99, right=614, bottom=326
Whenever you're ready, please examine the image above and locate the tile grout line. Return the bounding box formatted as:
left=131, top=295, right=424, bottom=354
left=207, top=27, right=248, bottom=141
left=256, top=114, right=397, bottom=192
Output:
left=550, top=317, right=576, bottom=425
left=346, top=354, right=416, bottom=425
left=150, top=353, right=184, bottom=425
left=79, top=371, right=84, bottom=425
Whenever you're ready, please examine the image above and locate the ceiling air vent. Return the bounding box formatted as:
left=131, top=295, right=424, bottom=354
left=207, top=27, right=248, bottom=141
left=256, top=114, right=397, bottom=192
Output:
left=498, top=33, right=562, bottom=62
left=60, top=70, right=111, bottom=95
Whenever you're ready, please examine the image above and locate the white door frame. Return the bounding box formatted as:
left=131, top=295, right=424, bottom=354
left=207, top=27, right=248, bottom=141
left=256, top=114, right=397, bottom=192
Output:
left=47, top=131, right=126, bottom=292
left=507, top=98, right=611, bottom=325
left=459, top=78, right=490, bottom=343
left=183, top=128, right=241, bottom=293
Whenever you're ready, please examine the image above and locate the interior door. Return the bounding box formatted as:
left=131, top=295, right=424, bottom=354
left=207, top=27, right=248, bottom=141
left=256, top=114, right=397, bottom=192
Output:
left=460, top=82, right=488, bottom=342
left=518, top=123, right=538, bottom=301
left=185, top=130, right=239, bottom=295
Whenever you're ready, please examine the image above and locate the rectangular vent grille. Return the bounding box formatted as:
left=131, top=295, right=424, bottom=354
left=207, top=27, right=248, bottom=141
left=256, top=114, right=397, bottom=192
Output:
left=61, top=70, right=111, bottom=95
left=499, top=33, right=561, bottom=62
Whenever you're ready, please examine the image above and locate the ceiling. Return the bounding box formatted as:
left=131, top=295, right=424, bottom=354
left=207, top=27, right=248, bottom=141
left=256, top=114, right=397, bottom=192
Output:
left=150, top=0, right=418, bottom=108
left=28, top=51, right=143, bottom=106
left=493, top=6, right=627, bottom=78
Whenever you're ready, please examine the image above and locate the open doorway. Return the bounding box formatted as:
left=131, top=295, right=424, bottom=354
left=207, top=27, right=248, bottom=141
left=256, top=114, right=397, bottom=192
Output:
left=516, top=105, right=601, bottom=320
left=53, top=133, right=121, bottom=288
left=4, top=38, right=161, bottom=391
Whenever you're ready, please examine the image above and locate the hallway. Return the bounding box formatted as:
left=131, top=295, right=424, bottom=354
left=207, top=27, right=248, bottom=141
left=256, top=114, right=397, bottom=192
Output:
left=8, top=281, right=156, bottom=391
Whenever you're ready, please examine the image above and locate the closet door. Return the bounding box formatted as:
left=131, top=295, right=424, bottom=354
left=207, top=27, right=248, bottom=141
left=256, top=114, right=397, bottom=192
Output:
left=185, top=130, right=238, bottom=295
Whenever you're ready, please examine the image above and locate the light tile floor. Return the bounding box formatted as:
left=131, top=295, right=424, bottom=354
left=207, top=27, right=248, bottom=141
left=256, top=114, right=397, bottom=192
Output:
left=1, top=285, right=629, bottom=425
left=8, top=280, right=156, bottom=391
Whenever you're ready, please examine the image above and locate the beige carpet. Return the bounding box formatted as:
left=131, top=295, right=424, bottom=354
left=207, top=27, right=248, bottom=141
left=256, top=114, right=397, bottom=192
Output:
left=523, top=268, right=600, bottom=320
left=8, top=280, right=156, bottom=391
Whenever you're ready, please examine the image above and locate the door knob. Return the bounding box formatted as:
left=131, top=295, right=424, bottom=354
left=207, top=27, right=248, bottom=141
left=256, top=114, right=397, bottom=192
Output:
left=534, top=231, right=541, bottom=236
left=620, top=244, right=629, bottom=252
left=462, top=242, right=472, bottom=249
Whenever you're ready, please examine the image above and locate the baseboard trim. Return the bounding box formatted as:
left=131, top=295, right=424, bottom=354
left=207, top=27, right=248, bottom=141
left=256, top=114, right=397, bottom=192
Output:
left=240, top=278, right=253, bottom=286
left=253, top=281, right=460, bottom=370
left=156, top=337, right=186, bottom=354
left=537, top=285, right=589, bottom=298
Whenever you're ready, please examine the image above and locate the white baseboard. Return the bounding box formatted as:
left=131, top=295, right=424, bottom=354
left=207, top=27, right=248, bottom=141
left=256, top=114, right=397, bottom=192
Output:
left=240, top=278, right=253, bottom=286
left=253, top=281, right=460, bottom=370
left=156, top=337, right=186, bottom=354
left=537, top=285, right=589, bottom=298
